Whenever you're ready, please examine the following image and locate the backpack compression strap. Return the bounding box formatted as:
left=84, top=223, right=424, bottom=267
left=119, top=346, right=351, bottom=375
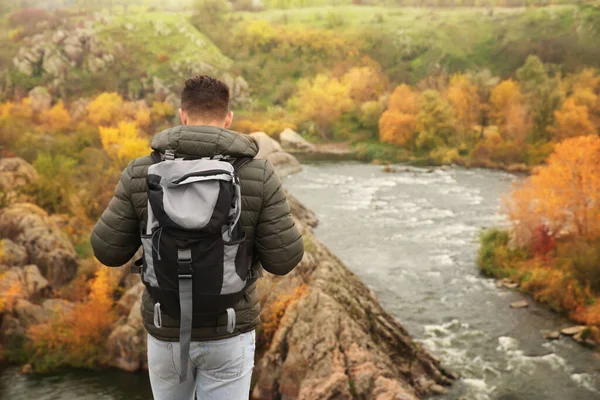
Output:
left=177, top=248, right=193, bottom=383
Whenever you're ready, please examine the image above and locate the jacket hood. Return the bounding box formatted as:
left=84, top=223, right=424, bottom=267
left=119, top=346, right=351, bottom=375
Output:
left=150, top=125, right=259, bottom=159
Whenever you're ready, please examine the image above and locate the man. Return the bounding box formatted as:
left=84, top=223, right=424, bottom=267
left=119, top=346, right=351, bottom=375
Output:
left=91, top=75, right=304, bottom=399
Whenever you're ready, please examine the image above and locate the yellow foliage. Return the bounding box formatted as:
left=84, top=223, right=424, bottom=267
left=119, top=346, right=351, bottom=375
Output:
left=135, top=108, right=151, bottom=130
left=39, top=101, right=72, bottom=132
left=341, top=66, right=387, bottom=104
left=445, top=74, right=481, bottom=136
left=86, top=92, right=124, bottom=126
left=99, top=121, right=149, bottom=167
left=505, top=135, right=600, bottom=245
left=490, top=80, right=524, bottom=125
left=151, top=101, right=175, bottom=122
left=290, top=74, right=353, bottom=139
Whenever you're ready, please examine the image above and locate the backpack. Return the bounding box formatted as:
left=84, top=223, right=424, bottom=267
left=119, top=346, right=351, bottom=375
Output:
left=139, top=149, right=253, bottom=382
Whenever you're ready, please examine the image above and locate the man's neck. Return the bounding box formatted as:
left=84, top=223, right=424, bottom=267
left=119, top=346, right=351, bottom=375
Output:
left=186, top=120, right=225, bottom=128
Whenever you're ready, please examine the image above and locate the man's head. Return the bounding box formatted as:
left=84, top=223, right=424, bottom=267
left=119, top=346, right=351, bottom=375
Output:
left=179, top=75, right=233, bottom=128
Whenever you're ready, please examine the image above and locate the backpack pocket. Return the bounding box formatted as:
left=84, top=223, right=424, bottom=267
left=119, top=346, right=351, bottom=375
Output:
left=222, top=234, right=250, bottom=295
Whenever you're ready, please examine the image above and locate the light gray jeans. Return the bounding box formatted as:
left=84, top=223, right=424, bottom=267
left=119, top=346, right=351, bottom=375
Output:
left=147, top=330, right=255, bottom=400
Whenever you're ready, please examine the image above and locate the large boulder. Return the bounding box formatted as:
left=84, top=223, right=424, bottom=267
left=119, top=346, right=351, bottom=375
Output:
left=0, top=265, right=50, bottom=299
left=0, top=239, right=28, bottom=266
left=249, top=132, right=302, bottom=178
left=0, top=158, right=39, bottom=191
left=28, top=87, right=52, bottom=113
left=280, top=128, right=316, bottom=153
left=14, top=299, right=50, bottom=326
left=0, top=204, right=78, bottom=287
left=106, top=295, right=147, bottom=372
left=252, top=195, right=454, bottom=400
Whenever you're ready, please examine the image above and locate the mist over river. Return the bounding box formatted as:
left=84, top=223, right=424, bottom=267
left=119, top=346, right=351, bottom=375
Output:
left=1, top=163, right=600, bottom=400
left=284, top=163, right=600, bottom=400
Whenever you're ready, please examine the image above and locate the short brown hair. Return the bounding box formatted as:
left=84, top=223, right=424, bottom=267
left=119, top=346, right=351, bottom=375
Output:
left=180, top=75, right=230, bottom=121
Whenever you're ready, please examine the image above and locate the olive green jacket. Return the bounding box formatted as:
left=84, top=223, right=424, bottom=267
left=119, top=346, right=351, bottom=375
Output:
left=91, top=125, right=304, bottom=341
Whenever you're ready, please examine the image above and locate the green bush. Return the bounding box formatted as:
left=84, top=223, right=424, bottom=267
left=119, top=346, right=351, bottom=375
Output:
left=477, top=228, right=526, bottom=278
left=556, top=239, right=600, bottom=294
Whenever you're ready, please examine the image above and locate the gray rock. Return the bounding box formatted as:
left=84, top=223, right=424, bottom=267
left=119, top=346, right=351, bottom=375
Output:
left=152, top=76, right=171, bottom=100
left=0, top=204, right=78, bottom=287
left=510, top=300, right=529, bottom=309
left=0, top=239, right=28, bottom=266
left=14, top=299, right=49, bottom=325
left=42, top=49, right=68, bottom=77
left=543, top=331, right=560, bottom=340
left=42, top=299, right=75, bottom=314
left=561, top=326, right=586, bottom=336
left=280, top=128, right=316, bottom=153
left=28, top=87, right=52, bottom=113
left=53, top=29, right=68, bottom=44
left=0, top=265, right=50, bottom=299
left=0, top=157, right=39, bottom=192
left=250, top=132, right=302, bottom=179
left=117, top=282, right=144, bottom=315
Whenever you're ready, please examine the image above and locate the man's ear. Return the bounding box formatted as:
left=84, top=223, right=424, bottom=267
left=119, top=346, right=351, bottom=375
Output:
left=224, top=111, right=234, bottom=129
left=179, top=108, right=188, bottom=126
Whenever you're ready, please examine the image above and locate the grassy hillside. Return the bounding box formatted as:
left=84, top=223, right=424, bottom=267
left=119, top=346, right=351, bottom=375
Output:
left=229, top=4, right=599, bottom=83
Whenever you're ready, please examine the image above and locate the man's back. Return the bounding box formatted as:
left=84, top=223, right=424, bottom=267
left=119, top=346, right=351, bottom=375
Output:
left=91, top=124, right=304, bottom=341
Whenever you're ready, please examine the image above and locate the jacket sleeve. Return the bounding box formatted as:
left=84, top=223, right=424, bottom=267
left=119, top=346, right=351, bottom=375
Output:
left=255, top=160, right=304, bottom=275
left=90, top=163, right=141, bottom=267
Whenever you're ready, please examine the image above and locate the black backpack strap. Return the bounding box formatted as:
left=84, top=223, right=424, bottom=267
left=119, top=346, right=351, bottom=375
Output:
left=150, top=150, right=162, bottom=164
left=232, top=156, right=253, bottom=172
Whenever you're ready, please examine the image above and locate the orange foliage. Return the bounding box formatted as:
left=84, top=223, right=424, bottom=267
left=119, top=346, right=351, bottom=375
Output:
left=505, top=135, right=600, bottom=247
left=39, top=101, right=72, bottom=132
left=27, top=268, right=118, bottom=372
left=378, top=85, right=419, bottom=147
left=378, top=111, right=416, bottom=147
left=553, top=97, right=597, bottom=140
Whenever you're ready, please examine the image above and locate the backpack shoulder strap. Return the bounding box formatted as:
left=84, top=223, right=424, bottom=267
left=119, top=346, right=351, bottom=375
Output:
left=232, top=156, right=253, bottom=172
left=150, top=150, right=162, bottom=164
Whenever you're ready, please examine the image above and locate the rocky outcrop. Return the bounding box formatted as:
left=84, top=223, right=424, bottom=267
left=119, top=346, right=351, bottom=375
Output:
left=0, top=204, right=78, bottom=287
left=12, top=27, right=114, bottom=82
left=0, top=157, right=39, bottom=193
left=106, top=293, right=147, bottom=372
left=0, top=264, right=50, bottom=299
left=250, top=132, right=302, bottom=178
left=280, top=128, right=316, bottom=153
left=252, top=195, right=454, bottom=400
left=28, top=87, right=52, bottom=113
left=0, top=239, right=28, bottom=266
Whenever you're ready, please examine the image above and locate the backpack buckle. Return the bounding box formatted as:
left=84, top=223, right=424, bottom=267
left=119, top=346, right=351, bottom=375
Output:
left=177, top=249, right=193, bottom=279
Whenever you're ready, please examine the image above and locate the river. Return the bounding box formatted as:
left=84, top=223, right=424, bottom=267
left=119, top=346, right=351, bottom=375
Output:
left=1, top=163, right=599, bottom=399
left=284, top=162, right=600, bottom=400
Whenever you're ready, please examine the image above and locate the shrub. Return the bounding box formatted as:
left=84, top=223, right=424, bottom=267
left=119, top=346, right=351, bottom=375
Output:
left=27, top=268, right=118, bottom=372
left=156, top=53, right=169, bottom=64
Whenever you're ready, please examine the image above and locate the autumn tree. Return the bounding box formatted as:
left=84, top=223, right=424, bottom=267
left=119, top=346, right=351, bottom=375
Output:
left=445, top=74, right=481, bottom=142
left=490, top=80, right=530, bottom=143
left=289, top=74, right=353, bottom=139
left=415, top=90, right=455, bottom=151
left=99, top=121, right=149, bottom=168
left=504, top=135, right=600, bottom=247
left=378, top=84, right=418, bottom=147
left=86, top=92, right=124, bottom=126
left=39, top=101, right=72, bottom=132
left=516, top=56, right=563, bottom=142
left=553, top=97, right=597, bottom=140
left=341, top=66, right=388, bottom=104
